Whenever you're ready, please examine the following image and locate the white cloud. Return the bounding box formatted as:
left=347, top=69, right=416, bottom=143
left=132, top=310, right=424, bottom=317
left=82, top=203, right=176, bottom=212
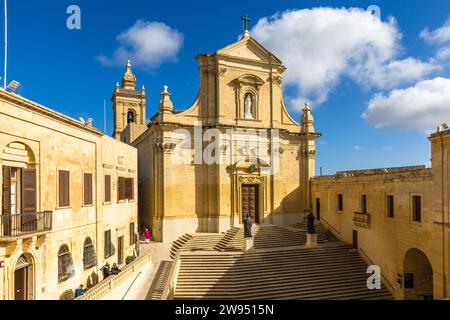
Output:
left=250, top=7, right=436, bottom=107
left=436, top=46, right=450, bottom=60
left=420, top=17, right=450, bottom=44
left=97, top=20, right=183, bottom=69
left=353, top=145, right=362, bottom=150
left=362, top=77, right=450, bottom=131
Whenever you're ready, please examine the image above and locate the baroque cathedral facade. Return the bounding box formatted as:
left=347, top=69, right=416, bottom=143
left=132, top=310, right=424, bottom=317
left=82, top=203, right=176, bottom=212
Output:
left=112, top=30, right=319, bottom=242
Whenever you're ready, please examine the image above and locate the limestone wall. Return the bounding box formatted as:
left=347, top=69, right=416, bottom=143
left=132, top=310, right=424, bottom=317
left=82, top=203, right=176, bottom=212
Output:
left=311, top=166, right=448, bottom=299
left=0, top=89, right=137, bottom=300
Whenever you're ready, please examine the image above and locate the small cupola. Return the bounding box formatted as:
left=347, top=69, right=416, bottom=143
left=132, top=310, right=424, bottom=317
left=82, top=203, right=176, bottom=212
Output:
left=121, top=60, right=137, bottom=90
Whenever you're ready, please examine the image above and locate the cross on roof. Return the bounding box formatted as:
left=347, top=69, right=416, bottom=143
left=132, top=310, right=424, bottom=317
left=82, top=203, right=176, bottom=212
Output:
left=241, top=14, right=251, bottom=32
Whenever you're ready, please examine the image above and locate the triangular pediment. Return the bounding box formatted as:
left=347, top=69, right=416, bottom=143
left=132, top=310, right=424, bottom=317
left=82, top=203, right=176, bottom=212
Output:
left=217, top=35, right=283, bottom=65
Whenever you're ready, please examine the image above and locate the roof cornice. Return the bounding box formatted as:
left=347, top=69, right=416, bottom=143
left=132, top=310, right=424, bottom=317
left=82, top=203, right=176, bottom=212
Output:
left=0, top=89, right=103, bottom=136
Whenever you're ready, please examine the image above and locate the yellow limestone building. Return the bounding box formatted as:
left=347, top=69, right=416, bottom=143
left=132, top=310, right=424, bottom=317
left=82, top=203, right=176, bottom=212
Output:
left=0, top=89, right=138, bottom=300
left=114, top=30, right=320, bottom=243
left=311, top=129, right=450, bottom=300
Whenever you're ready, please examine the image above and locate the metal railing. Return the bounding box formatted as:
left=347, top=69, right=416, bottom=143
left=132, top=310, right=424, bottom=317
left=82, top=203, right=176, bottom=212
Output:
left=0, top=211, right=52, bottom=238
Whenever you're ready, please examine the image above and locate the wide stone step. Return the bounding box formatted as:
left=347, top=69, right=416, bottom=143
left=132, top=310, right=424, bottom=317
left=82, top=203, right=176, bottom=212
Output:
left=167, top=224, right=392, bottom=300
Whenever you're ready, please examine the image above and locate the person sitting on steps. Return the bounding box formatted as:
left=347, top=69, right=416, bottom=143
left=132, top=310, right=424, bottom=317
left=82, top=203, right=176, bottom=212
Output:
left=111, top=263, right=122, bottom=275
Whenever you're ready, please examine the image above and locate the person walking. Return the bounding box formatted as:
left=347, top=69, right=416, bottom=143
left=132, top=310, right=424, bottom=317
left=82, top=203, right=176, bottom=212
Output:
left=144, top=228, right=151, bottom=244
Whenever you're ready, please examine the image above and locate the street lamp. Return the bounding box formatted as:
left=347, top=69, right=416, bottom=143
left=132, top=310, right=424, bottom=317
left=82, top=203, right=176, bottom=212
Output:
left=6, top=80, right=20, bottom=92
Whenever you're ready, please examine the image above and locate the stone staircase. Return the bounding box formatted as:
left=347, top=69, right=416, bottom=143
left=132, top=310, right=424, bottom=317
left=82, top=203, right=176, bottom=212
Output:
left=174, top=244, right=393, bottom=300
left=170, top=233, right=225, bottom=259
left=163, top=223, right=393, bottom=300
left=213, top=227, right=242, bottom=251
left=145, top=260, right=173, bottom=300
left=170, top=222, right=340, bottom=258
left=290, top=222, right=339, bottom=243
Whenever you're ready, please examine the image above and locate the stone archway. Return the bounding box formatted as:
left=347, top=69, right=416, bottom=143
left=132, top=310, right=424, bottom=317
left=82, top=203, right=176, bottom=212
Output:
left=403, top=248, right=433, bottom=300
left=13, top=253, right=35, bottom=300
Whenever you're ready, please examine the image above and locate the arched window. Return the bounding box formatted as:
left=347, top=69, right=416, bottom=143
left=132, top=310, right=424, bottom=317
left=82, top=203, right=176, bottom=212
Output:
left=127, top=110, right=135, bottom=124
left=58, top=245, right=74, bottom=282
left=83, top=237, right=97, bottom=270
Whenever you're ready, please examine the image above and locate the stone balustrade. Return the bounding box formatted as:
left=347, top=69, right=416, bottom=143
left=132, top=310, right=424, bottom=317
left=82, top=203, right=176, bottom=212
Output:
left=75, top=253, right=151, bottom=300
left=160, top=252, right=182, bottom=300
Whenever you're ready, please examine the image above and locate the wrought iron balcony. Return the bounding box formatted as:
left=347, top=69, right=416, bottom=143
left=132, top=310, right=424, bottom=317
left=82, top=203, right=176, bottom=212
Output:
left=353, top=212, right=371, bottom=228
left=0, top=211, right=52, bottom=239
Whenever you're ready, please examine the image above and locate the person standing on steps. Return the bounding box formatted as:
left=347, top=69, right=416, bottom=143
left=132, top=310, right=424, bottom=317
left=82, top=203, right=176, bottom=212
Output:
left=100, top=262, right=111, bottom=280
left=144, top=228, right=151, bottom=244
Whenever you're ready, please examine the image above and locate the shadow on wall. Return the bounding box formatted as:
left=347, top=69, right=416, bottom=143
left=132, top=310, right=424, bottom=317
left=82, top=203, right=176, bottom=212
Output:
left=403, top=248, right=434, bottom=300
left=265, top=186, right=307, bottom=227
left=86, top=271, right=99, bottom=289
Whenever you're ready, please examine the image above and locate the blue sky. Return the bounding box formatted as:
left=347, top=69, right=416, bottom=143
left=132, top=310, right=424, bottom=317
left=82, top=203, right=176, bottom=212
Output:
left=4, top=0, right=450, bottom=174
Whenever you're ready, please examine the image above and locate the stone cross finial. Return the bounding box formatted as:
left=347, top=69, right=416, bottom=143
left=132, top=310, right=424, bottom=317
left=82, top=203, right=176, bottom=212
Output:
left=159, top=85, right=173, bottom=112
left=242, top=14, right=251, bottom=33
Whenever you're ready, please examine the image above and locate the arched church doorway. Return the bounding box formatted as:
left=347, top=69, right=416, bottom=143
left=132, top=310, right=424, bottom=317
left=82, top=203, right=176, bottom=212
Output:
left=242, top=184, right=260, bottom=224
left=14, top=254, right=34, bottom=300
left=403, top=248, right=433, bottom=300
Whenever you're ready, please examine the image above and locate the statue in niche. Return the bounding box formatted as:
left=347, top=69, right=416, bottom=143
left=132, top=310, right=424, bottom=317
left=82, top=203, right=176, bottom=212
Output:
left=244, top=94, right=254, bottom=119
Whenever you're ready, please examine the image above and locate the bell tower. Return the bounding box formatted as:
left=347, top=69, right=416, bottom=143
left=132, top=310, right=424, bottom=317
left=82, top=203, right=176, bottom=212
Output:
left=112, top=60, right=147, bottom=143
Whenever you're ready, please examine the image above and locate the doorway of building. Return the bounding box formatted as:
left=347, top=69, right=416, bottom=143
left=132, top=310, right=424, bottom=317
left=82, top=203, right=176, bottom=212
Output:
left=315, top=198, right=321, bottom=221
left=242, top=184, right=259, bottom=224
left=352, top=230, right=358, bottom=249
left=403, top=248, right=433, bottom=300
left=14, top=254, right=33, bottom=300
left=117, top=236, right=124, bottom=265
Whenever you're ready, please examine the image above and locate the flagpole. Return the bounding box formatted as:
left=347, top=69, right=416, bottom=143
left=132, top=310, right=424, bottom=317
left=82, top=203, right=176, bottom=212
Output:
left=4, top=0, right=7, bottom=89
left=103, top=99, right=107, bottom=133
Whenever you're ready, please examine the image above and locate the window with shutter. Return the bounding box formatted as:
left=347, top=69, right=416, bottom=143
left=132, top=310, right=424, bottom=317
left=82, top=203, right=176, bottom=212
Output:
left=21, top=168, right=37, bottom=213
left=104, top=230, right=113, bottom=258
left=125, top=178, right=134, bottom=200
left=412, top=196, right=422, bottom=222
left=104, top=175, right=111, bottom=202
left=2, top=167, right=11, bottom=215
left=387, top=195, right=395, bottom=218
left=58, top=244, right=75, bottom=282
left=58, top=170, right=70, bottom=207
left=118, top=177, right=126, bottom=201
left=129, top=222, right=135, bottom=245
left=83, top=237, right=97, bottom=269
left=361, top=194, right=367, bottom=214
left=337, top=194, right=343, bottom=212
left=84, top=173, right=93, bottom=205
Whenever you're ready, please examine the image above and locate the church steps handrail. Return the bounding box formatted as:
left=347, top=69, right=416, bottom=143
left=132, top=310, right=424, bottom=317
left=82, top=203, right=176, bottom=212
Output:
left=160, top=252, right=182, bottom=300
